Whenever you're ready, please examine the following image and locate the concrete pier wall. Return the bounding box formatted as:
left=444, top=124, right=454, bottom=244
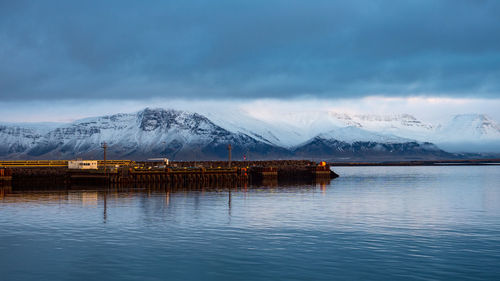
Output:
left=2, top=161, right=338, bottom=189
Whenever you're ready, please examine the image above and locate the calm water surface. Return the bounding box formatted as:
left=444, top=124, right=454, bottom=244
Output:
left=1, top=166, right=500, bottom=281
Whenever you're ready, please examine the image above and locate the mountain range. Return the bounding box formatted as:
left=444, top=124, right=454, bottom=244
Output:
left=1, top=108, right=499, bottom=161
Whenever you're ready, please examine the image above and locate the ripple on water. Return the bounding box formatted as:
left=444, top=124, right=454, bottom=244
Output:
left=1, top=166, right=500, bottom=281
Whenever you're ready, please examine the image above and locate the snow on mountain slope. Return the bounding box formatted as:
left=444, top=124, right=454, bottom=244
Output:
left=255, top=110, right=351, bottom=145
left=204, top=109, right=437, bottom=147
left=202, top=109, right=311, bottom=147
left=203, top=109, right=453, bottom=159
left=0, top=122, right=65, bottom=156
left=290, top=125, right=449, bottom=160
left=435, top=114, right=500, bottom=141
left=345, top=114, right=436, bottom=141
left=0, top=125, right=43, bottom=156
left=202, top=109, right=384, bottom=147
left=0, top=122, right=65, bottom=134
left=429, top=114, right=500, bottom=152
left=22, top=108, right=288, bottom=160
left=315, top=126, right=413, bottom=144
left=214, top=108, right=499, bottom=152
left=2, top=107, right=499, bottom=160
left=333, top=113, right=499, bottom=151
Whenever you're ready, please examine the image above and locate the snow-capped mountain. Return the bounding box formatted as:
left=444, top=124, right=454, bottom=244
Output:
left=435, top=114, right=500, bottom=141
left=204, top=109, right=500, bottom=153
left=202, top=110, right=431, bottom=148
left=1, top=107, right=498, bottom=160
left=315, top=126, right=413, bottom=144
left=341, top=113, right=500, bottom=152
left=293, top=137, right=446, bottom=160
left=3, top=108, right=291, bottom=160
left=291, top=126, right=450, bottom=160
left=0, top=108, right=454, bottom=161
left=431, top=114, right=500, bottom=152
left=342, top=114, right=436, bottom=141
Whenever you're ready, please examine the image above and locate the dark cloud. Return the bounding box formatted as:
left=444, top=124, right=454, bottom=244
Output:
left=1, top=0, right=500, bottom=101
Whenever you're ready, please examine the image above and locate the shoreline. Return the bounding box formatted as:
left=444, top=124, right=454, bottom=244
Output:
left=329, top=158, right=500, bottom=166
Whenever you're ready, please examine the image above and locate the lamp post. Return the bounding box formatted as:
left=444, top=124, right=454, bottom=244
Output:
left=101, top=142, right=108, bottom=174
left=227, top=144, right=232, bottom=168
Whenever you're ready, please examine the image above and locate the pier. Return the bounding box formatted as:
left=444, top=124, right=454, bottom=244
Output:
left=0, top=160, right=338, bottom=189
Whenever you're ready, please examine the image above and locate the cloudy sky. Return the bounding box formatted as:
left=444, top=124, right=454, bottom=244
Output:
left=1, top=0, right=500, bottom=122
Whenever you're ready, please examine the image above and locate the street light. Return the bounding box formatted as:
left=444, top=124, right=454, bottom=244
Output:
left=101, top=142, right=108, bottom=174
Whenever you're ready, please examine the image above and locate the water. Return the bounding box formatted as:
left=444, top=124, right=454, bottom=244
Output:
left=1, top=166, right=500, bottom=281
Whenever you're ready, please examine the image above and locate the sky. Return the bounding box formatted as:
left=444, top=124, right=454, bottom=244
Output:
left=1, top=0, right=500, bottom=122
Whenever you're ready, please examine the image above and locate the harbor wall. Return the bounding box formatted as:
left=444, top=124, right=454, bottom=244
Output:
left=0, top=160, right=338, bottom=189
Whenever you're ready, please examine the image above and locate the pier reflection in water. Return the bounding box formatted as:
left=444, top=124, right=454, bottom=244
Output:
left=1, top=166, right=500, bottom=281
left=0, top=177, right=331, bottom=225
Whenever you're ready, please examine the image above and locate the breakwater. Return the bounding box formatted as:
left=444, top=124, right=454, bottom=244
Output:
left=0, top=160, right=338, bottom=189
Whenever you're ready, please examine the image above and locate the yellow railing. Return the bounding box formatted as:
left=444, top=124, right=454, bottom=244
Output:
left=0, top=160, right=68, bottom=167
left=0, top=160, right=135, bottom=167
left=97, top=160, right=135, bottom=166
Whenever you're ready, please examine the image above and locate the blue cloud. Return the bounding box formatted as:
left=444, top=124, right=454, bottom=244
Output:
left=1, top=0, right=500, bottom=101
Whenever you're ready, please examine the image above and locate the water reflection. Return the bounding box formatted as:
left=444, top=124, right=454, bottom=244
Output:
left=0, top=185, right=11, bottom=199
left=1, top=166, right=500, bottom=281
left=103, top=191, right=107, bottom=223
left=228, top=189, right=232, bottom=219
left=0, top=181, right=330, bottom=229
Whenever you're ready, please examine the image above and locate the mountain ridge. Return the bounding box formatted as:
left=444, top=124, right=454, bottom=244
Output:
left=0, top=108, right=498, bottom=161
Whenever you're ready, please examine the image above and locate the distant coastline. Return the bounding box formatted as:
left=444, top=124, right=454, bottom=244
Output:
left=329, top=158, right=500, bottom=166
